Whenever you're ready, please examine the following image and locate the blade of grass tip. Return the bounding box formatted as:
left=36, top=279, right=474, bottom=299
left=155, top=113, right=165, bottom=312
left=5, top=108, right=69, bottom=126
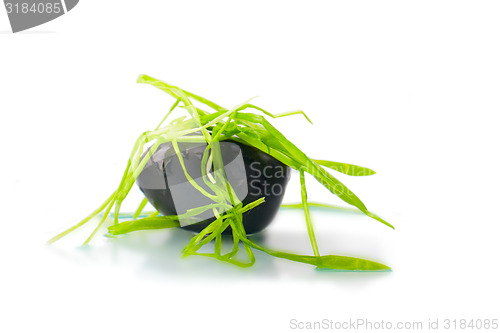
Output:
left=314, top=159, right=376, bottom=176
left=142, top=76, right=227, bottom=112
left=155, top=99, right=180, bottom=130
left=236, top=103, right=312, bottom=124
left=47, top=191, right=117, bottom=244
left=239, top=236, right=390, bottom=271
left=364, top=211, right=395, bottom=229
left=133, top=197, right=149, bottom=220
left=49, top=128, right=149, bottom=244
left=314, top=255, right=391, bottom=271
left=274, top=110, right=312, bottom=124
left=300, top=170, right=320, bottom=257
left=83, top=192, right=118, bottom=245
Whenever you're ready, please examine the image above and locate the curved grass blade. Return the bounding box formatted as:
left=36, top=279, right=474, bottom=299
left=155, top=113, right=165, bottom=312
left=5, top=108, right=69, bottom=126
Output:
left=155, top=99, right=180, bottom=130
left=300, top=170, right=320, bottom=257
left=238, top=230, right=390, bottom=271
left=47, top=191, right=117, bottom=244
left=138, top=74, right=227, bottom=112
left=133, top=198, right=149, bottom=220
left=235, top=103, right=312, bottom=124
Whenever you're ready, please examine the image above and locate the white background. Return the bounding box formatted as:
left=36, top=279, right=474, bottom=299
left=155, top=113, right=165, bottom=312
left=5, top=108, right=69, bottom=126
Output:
left=1, top=1, right=499, bottom=332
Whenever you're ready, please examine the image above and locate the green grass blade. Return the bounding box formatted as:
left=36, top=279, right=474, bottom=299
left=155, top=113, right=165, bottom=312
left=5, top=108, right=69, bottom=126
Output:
left=47, top=191, right=117, bottom=244
left=155, top=99, right=180, bottom=130
left=235, top=103, right=312, bottom=124
left=108, top=216, right=181, bottom=235
left=364, top=211, right=395, bottom=229
left=239, top=231, right=390, bottom=271
left=300, top=170, right=320, bottom=257
left=137, top=74, right=227, bottom=112
left=133, top=198, right=149, bottom=220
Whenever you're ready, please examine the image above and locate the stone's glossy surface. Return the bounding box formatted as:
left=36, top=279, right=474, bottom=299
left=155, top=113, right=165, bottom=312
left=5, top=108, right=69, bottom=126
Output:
left=136, top=139, right=290, bottom=234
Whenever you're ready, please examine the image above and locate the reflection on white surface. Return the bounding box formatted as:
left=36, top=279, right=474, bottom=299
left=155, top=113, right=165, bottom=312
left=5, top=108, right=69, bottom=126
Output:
left=45, top=209, right=393, bottom=284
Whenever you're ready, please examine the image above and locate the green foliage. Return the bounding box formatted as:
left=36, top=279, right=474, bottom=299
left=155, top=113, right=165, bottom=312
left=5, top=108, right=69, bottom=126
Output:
left=48, top=75, right=393, bottom=271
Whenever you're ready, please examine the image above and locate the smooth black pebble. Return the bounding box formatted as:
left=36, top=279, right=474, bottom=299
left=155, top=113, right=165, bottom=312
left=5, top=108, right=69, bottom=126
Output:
left=136, top=139, right=290, bottom=234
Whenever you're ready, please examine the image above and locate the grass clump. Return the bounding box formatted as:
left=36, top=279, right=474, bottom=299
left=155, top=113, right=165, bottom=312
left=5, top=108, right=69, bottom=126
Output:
left=48, top=75, right=393, bottom=271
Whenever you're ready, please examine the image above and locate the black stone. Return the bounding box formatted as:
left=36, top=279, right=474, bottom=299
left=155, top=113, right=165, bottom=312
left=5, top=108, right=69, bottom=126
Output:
left=136, top=139, right=290, bottom=234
